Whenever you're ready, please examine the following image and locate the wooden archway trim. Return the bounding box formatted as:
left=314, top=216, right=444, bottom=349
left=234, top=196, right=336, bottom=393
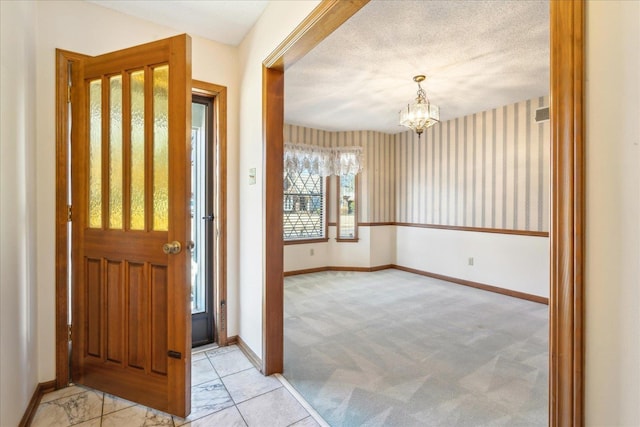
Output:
left=262, top=0, right=585, bottom=425
left=261, top=0, right=371, bottom=376
left=549, top=1, right=585, bottom=425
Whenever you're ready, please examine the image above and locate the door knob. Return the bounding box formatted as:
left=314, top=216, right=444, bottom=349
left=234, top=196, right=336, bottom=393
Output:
left=162, top=241, right=182, bottom=255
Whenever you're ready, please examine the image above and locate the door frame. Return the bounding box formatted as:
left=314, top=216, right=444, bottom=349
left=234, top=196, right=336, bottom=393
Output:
left=54, top=55, right=229, bottom=389
left=192, top=80, right=229, bottom=347
left=262, top=1, right=584, bottom=425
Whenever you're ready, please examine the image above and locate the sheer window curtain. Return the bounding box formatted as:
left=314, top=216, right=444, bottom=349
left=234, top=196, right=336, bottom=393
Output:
left=283, top=143, right=363, bottom=177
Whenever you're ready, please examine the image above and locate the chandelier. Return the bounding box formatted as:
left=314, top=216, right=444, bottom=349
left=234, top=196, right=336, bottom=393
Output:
left=399, top=75, right=440, bottom=138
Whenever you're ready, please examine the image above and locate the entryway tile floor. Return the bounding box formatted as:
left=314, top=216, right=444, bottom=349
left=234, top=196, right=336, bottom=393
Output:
left=31, top=345, right=326, bottom=427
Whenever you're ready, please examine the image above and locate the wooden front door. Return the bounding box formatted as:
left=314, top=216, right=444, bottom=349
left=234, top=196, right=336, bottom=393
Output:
left=70, top=35, right=192, bottom=417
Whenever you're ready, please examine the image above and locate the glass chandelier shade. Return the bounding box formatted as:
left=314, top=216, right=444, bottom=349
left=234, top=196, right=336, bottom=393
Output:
left=399, top=75, right=440, bottom=137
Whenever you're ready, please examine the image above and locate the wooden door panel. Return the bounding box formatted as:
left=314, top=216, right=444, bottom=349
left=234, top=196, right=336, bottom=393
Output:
left=86, top=258, right=102, bottom=358
left=71, top=35, right=191, bottom=417
left=105, top=260, right=124, bottom=364
left=127, top=262, right=148, bottom=370
left=84, top=231, right=167, bottom=263
left=151, top=265, right=169, bottom=375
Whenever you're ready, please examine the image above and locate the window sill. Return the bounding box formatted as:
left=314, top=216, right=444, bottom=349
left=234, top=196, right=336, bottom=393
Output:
left=335, top=238, right=360, bottom=243
left=284, top=237, right=329, bottom=245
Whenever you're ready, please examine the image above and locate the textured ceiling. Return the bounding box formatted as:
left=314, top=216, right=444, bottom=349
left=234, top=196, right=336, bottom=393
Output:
left=87, top=0, right=269, bottom=46
left=285, top=0, right=549, bottom=133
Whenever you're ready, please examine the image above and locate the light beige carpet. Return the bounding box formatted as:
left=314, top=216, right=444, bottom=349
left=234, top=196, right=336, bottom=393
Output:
left=283, top=269, right=548, bottom=427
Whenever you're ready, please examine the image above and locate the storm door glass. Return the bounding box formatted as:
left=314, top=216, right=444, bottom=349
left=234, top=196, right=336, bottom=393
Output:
left=191, top=102, right=206, bottom=314
left=190, top=95, right=215, bottom=347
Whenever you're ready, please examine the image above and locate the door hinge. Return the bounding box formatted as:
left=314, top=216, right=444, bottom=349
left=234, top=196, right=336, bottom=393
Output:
left=67, top=205, right=72, bottom=222
left=68, top=324, right=72, bottom=341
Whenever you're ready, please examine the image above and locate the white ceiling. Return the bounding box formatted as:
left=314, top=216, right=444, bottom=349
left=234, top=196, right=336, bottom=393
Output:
left=285, top=0, right=550, bottom=133
left=86, top=0, right=549, bottom=134
left=87, top=0, right=269, bottom=46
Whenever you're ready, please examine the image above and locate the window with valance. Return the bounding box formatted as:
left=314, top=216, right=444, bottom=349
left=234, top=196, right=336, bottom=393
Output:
left=283, top=144, right=363, bottom=242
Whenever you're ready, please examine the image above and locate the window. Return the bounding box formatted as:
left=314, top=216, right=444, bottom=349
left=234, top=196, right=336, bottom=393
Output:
left=337, top=172, right=358, bottom=241
left=283, top=170, right=326, bottom=241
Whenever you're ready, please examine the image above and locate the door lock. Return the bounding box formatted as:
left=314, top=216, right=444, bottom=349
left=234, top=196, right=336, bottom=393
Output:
left=162, top=241, right=182, bottom=255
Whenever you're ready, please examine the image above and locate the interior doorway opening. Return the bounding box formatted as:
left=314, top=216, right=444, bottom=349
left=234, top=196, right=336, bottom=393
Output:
left=262, top=1, right=584, bottom=424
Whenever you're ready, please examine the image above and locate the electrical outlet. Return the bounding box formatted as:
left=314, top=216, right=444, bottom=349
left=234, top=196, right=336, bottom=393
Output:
left=468, top=257, right=474, bottom=266
left=310, top=248, right=315, bottom=256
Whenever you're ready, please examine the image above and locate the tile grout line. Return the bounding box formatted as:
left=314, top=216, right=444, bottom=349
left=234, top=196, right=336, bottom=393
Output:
left=275, top=374, right=330, bottom=427
left=214, top=369, right=250, bottom=427
left=234, top=402, right=251, bottom=427
left=99, top=390, right=105, bottom=427
left=175, top=365, right=267, bottom=426
left=225, top=378, right=283, bottom=406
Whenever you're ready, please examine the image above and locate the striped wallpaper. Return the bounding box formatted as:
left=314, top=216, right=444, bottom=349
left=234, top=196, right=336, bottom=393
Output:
left=284, top=95, right=550, bottom=233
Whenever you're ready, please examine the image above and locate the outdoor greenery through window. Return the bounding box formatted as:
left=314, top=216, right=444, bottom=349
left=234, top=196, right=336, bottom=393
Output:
left=338, top=173, right=357, bottom=239
left=283, top=170, right=325, bottom=241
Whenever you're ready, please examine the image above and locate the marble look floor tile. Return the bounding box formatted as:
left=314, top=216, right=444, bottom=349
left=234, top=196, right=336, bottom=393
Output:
left=40, top=385, right=89, bottom=404
left=32, top=390, right=103, bottom=427
left=222, top=368, right=282, bottom=404
left=205, top=344, right=239, bottom=357
left=237, top=387, right=309, bottom=427
left=173, top=378, right=234, bottom=425
left=72, top=418, right=102, bottom=427
left=289, top=416, right=322, bottom=427
left=192, top=351, right=209, bottom=361
left=101, top=405, right=174, bottom=427
left=102, top=393, right=137, bottom=416
left=208, top=348, right=253, bottom=377
left=182, top=405, right=247, bottom=427
left=192, top=357, right=219, bottom=386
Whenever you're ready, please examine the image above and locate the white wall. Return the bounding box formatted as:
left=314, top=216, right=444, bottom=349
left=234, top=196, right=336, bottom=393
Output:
left=283, top=225, right=395, bottom=273
left=236, top=0, right=320, bottom=359
left=284, top=239, right=331, bottom=272
left=369, top=226, right=396, bottom=267
left=585, top=1, right=640, bottom=425
left=396, top=227, right=549, bottom=298
left=33, top=0, right=240, bottom=383
left=285, top=223, right=546, bottom=298
left=0, top=1, right=40, bottom=425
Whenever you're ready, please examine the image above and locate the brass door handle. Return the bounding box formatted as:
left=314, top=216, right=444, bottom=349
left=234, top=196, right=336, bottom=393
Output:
left=162, top=241, right=182, bottom=255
